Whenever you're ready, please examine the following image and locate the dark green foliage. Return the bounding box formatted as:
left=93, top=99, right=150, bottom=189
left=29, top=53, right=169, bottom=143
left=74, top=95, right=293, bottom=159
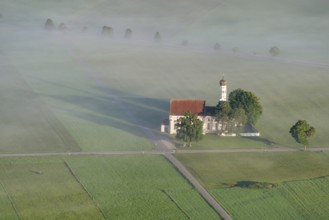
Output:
left=215, top=101, right=231, bottom=134
left=125, top=28, right=132, bottom=39
left=154, top=32, right=161, bottom=42
left=233, top=181, right=275, bottom=189
left=102, top=26, right=113, bottom=36
left=230, top=107, right=247, bottom=133
left=45, top=18, right=55, bottom=30
left=290, top=120, right=316, bottom=148
left=229, top=89, right=263, bottom=125
left=176, top=112, right=203, bottom=147
left=269, top=46, right=280, bottom=56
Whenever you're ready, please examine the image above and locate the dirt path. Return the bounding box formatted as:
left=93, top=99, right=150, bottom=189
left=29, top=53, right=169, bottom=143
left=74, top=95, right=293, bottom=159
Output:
left=164, top=153, right=232, bottom=220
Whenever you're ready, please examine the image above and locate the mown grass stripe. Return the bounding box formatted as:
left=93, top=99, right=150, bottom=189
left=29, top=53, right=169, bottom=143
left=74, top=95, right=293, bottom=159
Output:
left=0, top=181, right=21, bottom=220
left=63, top=160, right=107, bottom=220
left=161, top=189, right=191, bottom=219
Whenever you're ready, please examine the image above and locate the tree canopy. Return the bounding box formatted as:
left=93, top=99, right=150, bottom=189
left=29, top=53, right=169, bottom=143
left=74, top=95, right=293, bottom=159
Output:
left=269, top=46, right=280, bottom=56
left=229, top=89, right=262, bottom=125
left=175, top=112, right=203, bottom=147
left=215, top=101, right=231, bottom=134
left=289, top=120, right=316, bottom=149
left=44, top=18, right=55, bottom=30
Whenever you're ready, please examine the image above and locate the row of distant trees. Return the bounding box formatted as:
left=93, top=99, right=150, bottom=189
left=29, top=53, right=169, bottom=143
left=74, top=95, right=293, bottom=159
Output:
left=44, top=18, right=280, bottom=55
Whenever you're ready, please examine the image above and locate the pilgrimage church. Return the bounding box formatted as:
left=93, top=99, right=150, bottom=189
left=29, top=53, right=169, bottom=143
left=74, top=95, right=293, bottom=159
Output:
left=161, top=78, right=260, bottom=136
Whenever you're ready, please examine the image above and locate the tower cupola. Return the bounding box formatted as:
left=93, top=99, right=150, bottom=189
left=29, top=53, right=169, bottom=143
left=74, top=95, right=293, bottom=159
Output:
left=219, top=77, right=227, bottom=101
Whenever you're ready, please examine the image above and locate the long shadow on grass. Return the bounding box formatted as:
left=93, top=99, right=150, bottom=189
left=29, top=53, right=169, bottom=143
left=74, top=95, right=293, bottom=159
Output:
left=32, top=75, right=171, bottom=142
left=242, top=136, right=276, bottom=147
left=47, top=93, right=169, bottom=141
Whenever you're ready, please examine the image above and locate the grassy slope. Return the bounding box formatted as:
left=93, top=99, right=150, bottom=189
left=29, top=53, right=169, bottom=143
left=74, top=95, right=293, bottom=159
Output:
left=176, top=152, right=329, bottom=219
left=0, top=158, right=104, bottom=220
left=67, top=155, right=220, bottom=220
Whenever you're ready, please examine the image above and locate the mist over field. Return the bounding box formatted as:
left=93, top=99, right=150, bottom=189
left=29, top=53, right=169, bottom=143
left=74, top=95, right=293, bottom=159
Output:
left=1, top=0, right=329, bottom=62
left=0, top=0, right=329, bottom=151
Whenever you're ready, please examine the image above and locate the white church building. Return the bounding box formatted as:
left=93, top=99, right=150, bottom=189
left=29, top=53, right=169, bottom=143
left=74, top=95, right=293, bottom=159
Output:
left=161, top=78, right=260, bottom=136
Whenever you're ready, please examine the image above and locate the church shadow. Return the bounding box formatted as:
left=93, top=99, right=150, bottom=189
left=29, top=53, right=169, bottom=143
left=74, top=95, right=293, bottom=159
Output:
left=242, top=136, right=275, bottom=146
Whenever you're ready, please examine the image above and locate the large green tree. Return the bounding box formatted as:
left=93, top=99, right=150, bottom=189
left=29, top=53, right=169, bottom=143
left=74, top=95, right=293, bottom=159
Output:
left=215, top=101, right=231, bottom=135
left=230, top=107, right=247, bottom=133
left=229, top=89, right=263, bottom=125
left=289, top=120, right=316, bottom=150
left=175, top=112, right=203, bottom=147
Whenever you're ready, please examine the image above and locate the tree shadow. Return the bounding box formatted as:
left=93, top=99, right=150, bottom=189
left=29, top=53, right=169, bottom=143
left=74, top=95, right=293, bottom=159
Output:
left=231, top=180, right=275, bottom=189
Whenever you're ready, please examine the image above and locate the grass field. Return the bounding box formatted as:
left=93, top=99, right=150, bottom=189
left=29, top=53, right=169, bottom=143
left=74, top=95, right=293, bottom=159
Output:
left=211, top=176, right=329, bottom=220
left=66, top=155, right=220, bottom=220
left=0, top=156, right=220, bottom=220
left=171, top=134, right=272, bottom=149
left=0, top=157, right=105, bottom=220
left=0, top=58, right=80, bottom=153
left=176, top=152, right=329, bottom=219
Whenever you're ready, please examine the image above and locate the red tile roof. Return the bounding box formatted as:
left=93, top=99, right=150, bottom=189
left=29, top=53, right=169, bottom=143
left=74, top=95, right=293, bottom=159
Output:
left=170, top=99, right=205, bottom=116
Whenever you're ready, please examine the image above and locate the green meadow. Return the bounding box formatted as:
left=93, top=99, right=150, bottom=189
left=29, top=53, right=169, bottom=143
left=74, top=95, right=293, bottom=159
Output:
left=176, top=152, right=329, bottom=219
left=0, top=156, right=220, bottom=220
left=0, top=157, right=104, bottom=220
left=211, top=177, right=329, bottom=220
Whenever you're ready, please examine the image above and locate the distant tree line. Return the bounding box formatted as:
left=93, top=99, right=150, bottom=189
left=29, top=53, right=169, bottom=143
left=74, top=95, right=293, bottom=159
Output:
left=43, top=18, right=282, bottom=55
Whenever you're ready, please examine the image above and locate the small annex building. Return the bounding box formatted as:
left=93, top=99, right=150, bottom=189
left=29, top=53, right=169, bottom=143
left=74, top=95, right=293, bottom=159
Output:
left=161, top=78, right=260, bottom=136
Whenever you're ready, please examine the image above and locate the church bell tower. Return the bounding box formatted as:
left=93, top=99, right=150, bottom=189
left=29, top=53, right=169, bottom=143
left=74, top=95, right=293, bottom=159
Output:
left=219, top=77, right=227, bottom=101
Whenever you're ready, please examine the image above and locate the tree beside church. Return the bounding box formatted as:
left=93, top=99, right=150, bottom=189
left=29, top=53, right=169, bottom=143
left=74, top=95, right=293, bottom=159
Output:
left=161, top=77, right=261, bottom=137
